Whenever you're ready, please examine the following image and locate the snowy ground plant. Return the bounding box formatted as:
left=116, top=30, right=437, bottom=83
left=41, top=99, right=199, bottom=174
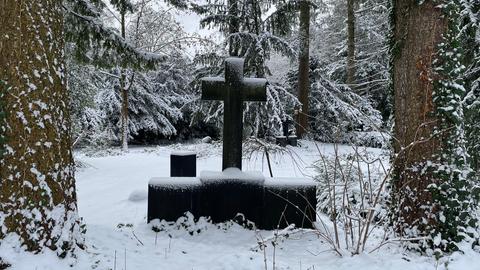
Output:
left=313, top=142, right=390, bottom=255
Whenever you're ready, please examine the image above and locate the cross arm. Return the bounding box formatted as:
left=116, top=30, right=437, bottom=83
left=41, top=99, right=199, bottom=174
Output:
left=201, top=77, right=225, bottom=100
left=242, top=78, right=267, bottom=101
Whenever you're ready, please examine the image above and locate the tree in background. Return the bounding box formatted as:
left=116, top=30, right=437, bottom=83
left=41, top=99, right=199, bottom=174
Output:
left=312, top=0, right=389, bottom=119
left=167, top=0, right=301, bottom=137
left=286, top=57, right=384, bottom=146
left=462, top=3, right=480, bottom=174
left=390, top=0, right=479, bottom=253
left=346, top=0, right=355, bottom=86
left=110, top=0, right=136, bottom=151
left=296, top=0, right=312, bottom=138
left=67, top=0, right=196, bottom=148
left=0, top=0, right=84, bottom=255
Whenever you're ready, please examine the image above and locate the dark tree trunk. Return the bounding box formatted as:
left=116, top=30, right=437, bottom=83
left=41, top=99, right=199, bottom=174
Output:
left=296, top=0, right=311, bottom=138
left=228, top=0, right=240, bottom=57
left=346, top=0, right=355, bottom=87
left=0, top=0, right=82, bottom=255
left=391, top=0, right=447, bottom=235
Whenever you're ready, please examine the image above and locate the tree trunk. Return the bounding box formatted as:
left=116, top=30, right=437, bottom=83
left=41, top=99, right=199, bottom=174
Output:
left=296, top=0, right=311, bottom=138
left=391, top=0, right=447, bottom=236
left=346, top=0, right=355, bottom=87
left=0, top=0, right=83, bottom=255
left=228, top=0, right=240, bottom=57
left=120, top=12, right=129, bottom=151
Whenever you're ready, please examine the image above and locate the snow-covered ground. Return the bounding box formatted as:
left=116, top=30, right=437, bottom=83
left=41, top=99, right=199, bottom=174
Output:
left=2, top=141, right=479, bottom=270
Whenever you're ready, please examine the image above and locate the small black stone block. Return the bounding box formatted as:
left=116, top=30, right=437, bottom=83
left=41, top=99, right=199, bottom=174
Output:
left=148, top=182, right=199, bottom=222
left=260, top=184, right=316, bottom=229
left=199, top=181, right=264, bottom=223
left=275, top=136, right=287, bottom=147
left=170, top=153, right=196, bottom=177
left=288, top=136, right=298, bottom=147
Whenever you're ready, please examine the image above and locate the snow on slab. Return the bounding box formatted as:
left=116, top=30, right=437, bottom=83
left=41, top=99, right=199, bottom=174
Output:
left=200, top=167, right=265, bottom=184
left=264, top=177, right=316, bottom=187
left=170, top=150, right=197, bottom=156
left=149, top=177, right=201, bottom=188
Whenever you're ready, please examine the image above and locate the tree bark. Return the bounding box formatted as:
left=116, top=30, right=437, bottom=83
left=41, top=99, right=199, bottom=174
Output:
left=346, top=0, right=355, bottom=87
left=0, top=0, right=83, bottom=255
left=391, top=0, right=447, bottom=235
left=296, top=0, right=311, bottom=138
left=120, top=11, right=129, bottom=151
left=228, top=0, right=240, bottom=57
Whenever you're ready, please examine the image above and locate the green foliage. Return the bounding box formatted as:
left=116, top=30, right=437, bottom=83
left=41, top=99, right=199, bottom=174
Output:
left=389, top=0, right=480, bottom=254
left=109, top=0, right=135, bottom=14
left=166, top=0, right=302, bottom=136
left=63, top=0, right=164, bottom=69
left=424, top=0, right=479, bottom=254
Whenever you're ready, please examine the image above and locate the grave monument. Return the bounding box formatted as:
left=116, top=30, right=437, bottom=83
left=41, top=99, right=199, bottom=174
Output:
left=148, top=58, right=317, bottom=229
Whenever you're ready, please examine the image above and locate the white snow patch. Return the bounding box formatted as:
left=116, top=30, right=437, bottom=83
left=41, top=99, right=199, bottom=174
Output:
left=128, top=189, right=148, bottom=202
left=200, top=167, right=265, bottom=184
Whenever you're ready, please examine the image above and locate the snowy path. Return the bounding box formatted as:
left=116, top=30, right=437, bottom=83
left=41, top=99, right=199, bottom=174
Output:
left=3, top=141, right=478, bottom=270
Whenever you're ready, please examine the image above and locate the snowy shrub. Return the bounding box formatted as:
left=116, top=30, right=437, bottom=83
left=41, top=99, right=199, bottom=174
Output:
left=313, top=146, right=389, bottom=254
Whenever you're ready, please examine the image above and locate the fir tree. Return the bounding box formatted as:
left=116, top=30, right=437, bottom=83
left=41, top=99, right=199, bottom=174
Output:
left=313, top=0, right=390, bottom=119
left=167, top=0, right=302, bottom=136
left=286, top=57, right=384, bottom=146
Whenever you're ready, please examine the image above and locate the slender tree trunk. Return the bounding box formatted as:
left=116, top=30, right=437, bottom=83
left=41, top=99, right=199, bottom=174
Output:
left=251, top=0, right=265, bottom=77
left=228, top=0, right=239, bottom=57
left=346, top=0, right=355, bottom=87
left=296, top=0, right=311, bottom=138
left=120, top=12, right=129, bottom=151
left=0, top=0, right=83, bottom=255
left=391, top=0, right=447, bottom=235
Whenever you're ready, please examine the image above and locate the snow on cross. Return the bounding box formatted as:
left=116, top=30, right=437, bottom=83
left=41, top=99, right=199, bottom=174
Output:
left=201, top=58, right=267, bottom=170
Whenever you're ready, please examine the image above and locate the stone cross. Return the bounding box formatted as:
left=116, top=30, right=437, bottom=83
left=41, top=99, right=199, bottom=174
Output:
left=201, top=58, right=267, bottom=171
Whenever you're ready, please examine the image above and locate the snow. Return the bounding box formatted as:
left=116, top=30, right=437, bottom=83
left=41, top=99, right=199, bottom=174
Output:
left=200, top=168, right=265, bottom=184
left=128, top=189, right=148, bottom=202
left=149, top=177, right=201, bottom=188
left=170, top=151, right=197, bottom=156
left=264, top=177, right=316, bottom=187
left=1, top=141, right=479, bottom=270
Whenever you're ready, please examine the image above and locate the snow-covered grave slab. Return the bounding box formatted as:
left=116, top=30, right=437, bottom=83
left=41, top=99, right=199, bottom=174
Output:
left=148, top=177, right=201, bottom=222
left=148, top=171, right=317, bottom=229
left=200, top=167, right=265, bottom=184
left=263, top=177, right=317, bottom=229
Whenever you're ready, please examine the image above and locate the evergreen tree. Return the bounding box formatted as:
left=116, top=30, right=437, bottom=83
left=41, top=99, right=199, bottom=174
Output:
left=67, top=2, right=195, bottom=147
left=63, top=0, right=163, bottom=69
left=0, top=0, right=84, bottom=255
left=167, top=0, right=301, bottom=136
left=313, top=0, right=390, bottom=119
left=286, top=57, right=384, bottom=146
left=110, top=0, right=135, bottom=151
